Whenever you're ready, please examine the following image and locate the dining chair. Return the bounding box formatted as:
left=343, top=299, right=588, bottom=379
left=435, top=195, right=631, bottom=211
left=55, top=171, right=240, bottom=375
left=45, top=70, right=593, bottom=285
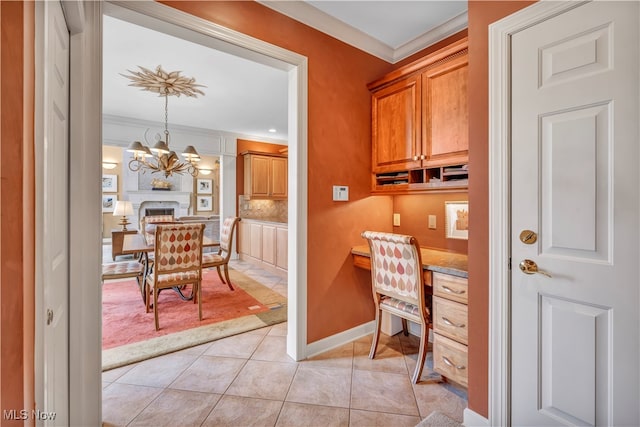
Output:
left=145, top=223, right=205, bottom=330
left=361, top=230, right=431, bottom=384
left=140, top=214, right=177, bottom=245
left=202, top=216, right=240, bottom=291
left=101, top=261, right=144, bottom=288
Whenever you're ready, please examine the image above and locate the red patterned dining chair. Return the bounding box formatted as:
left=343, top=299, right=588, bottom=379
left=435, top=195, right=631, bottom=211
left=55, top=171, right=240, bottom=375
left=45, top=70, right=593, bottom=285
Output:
left=140, top=214, right=177, bottom=245
left=145, top=223, right=205, bottom=330
left=202, top=217, right=240, bottom=291
left=361, top=231, right=431, bottom=384
left=101, top=261, right=144, bottom=288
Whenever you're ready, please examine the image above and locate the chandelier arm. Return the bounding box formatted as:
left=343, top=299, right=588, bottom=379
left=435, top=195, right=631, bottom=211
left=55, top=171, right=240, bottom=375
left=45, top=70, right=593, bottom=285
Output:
left=128, top=158, right=144, bottom=172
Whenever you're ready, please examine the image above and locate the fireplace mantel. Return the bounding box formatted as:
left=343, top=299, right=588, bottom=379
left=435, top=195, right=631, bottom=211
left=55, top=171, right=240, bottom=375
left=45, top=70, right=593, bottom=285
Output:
left=127, top=191, right=191, bottom=228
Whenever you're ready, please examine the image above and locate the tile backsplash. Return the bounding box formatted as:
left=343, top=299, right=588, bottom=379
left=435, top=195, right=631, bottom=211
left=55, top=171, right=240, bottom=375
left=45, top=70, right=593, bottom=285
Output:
left=239, top=195, right=288, bottom=223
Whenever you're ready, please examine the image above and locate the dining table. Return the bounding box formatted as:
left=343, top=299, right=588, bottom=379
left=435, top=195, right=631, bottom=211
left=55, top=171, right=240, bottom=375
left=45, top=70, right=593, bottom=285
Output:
left=122, top=232, right=220, bottom=304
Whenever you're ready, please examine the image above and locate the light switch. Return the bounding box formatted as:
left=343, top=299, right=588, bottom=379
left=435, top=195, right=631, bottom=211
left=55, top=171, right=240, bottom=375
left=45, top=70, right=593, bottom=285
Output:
left=393, top=213, right=400, bottom=227
left=428, top=215, right=437, bottom=229
left=332, top=185, right=349, bottom=201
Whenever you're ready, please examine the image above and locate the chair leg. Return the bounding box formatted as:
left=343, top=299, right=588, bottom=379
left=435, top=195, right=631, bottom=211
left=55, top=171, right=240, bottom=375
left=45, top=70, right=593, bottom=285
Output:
left=216, top=266, right=225, bottom=284
left=401, top=318, right=409, bottom=336
left=411, top=322, right=429, bottom=384
left=197, top=280, right=202, bottom=321
left=223, top=264, right=234, bottom=290
left=145, top=279, right=150, bottom=313
left=154, top=286, right=160, bottom=331
left=368, top=308, right=383, bottom=359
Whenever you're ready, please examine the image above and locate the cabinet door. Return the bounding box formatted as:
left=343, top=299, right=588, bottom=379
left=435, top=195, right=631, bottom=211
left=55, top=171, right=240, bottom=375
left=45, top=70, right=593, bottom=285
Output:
left=238, top=221, right=250, bottom=255
left=245, top=155, right=270, bottom=197
left=270, top=157, right=288, bottom=198
left=422, top=53, right=469, bottom=166
left=371, top=76, right=422, bottom=173
left=276, top=227, right=288, bottom=270
left=261, top=225, right=276, bottom=265
left=249, top=223, right=262, bottom=259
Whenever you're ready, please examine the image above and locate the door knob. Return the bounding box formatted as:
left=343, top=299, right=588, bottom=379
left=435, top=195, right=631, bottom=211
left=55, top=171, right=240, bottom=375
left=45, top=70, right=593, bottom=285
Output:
left=519, top=259, right=551, bottom=277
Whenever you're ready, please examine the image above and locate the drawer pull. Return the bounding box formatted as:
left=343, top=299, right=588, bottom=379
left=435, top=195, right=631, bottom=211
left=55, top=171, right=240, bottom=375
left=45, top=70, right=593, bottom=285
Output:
left=442, top=356, right=466, bottom=370
left=442, top=317, right=466, bottom=328
left=442, top=285, right=466, bottom=295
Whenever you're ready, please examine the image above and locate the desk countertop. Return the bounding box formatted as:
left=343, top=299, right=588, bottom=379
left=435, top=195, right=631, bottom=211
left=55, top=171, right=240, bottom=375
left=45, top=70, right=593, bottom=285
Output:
left=351, top=245, right=468, bottom=278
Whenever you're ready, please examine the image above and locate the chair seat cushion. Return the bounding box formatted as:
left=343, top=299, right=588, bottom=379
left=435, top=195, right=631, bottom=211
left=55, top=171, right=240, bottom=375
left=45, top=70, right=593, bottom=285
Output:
left=102, top=261, right=143, bottom=280
left=202, top=253, right=224, bottom=266
left=380, top=296, right=419, bottom=317
left=147, top=271, right=199, bottom=287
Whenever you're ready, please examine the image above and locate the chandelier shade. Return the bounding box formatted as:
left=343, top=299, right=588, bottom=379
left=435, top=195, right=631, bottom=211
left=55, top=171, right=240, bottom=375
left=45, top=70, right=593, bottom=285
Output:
left=122, top=65, right=206, bottom=178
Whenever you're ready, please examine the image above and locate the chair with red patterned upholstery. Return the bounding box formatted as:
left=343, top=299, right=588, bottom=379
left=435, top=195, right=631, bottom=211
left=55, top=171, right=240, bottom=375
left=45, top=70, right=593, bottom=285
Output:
left=201, top=217, right=239, bottom=291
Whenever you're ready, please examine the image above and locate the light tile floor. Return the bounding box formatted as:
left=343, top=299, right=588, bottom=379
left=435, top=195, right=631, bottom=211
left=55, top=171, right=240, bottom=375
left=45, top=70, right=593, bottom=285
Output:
left=102, top=244, right=467, bottom=426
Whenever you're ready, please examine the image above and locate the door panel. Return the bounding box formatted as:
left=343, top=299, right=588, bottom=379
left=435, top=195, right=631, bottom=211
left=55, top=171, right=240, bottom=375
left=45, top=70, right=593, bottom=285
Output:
left=511, top=2, right=638, bottom=425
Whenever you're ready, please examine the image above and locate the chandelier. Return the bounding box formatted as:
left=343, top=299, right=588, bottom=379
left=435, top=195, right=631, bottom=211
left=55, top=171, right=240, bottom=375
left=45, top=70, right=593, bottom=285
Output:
left=123, top=65, right=206, bottom=178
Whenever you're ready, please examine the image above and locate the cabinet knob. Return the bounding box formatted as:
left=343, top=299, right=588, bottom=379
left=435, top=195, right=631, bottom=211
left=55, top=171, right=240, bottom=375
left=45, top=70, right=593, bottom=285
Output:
left=413, top=156, right=418, bottom=161
left=420, top=154, right=425, bottom=160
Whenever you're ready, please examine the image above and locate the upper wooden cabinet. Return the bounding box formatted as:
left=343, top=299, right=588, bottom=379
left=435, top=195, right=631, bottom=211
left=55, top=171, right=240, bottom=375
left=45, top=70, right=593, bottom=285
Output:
left=368, top=38, right=468, bottom=193
left=242, top=151, right=288, bottom=199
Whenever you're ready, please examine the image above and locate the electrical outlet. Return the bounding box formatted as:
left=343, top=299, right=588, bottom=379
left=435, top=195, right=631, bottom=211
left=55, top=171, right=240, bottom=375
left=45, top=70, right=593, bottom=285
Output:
left=428, top=215, right=436, bottom=229
left=393, top=213, right=401, bottom=227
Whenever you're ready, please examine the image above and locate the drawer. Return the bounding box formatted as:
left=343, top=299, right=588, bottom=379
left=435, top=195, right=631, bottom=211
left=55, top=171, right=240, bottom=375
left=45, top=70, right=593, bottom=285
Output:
left=433, top=272, right=468, bottom=304
left=433, top=333, right=468, bottom=388
left=432, top=296, right=468, bottom=344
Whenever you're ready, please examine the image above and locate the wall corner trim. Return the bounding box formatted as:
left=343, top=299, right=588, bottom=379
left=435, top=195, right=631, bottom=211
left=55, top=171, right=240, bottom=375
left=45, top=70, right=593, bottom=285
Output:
left=306, top=321, right=375, bottom=359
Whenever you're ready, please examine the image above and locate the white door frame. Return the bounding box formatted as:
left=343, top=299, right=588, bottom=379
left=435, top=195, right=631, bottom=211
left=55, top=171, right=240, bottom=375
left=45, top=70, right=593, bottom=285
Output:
left=46, top=0, right=308, bottom=424
left=488, top=1, right=587, bottom=425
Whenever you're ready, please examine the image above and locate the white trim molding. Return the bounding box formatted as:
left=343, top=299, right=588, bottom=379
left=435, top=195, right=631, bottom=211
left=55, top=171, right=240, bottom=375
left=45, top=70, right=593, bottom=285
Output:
left=488, top=2, right=587, bottom=426
left=306, top=321, right=375, bottom=358
left=463, top=408, right=489, bottom=427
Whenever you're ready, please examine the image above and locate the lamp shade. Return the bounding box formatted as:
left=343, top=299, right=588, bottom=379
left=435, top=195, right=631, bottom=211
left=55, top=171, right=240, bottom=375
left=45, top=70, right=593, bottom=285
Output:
left=113, top=200, right=133, bottom=216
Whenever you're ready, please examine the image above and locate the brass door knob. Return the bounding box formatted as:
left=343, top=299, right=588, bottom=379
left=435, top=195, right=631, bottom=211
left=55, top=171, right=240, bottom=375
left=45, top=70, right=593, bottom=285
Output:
left=519, top=259, right=551, bottom=277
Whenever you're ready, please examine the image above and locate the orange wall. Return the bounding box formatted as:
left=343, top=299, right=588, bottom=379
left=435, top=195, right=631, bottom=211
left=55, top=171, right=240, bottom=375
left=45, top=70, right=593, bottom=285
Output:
left=0, top=1, right=35, bottom=423
left=392, top=194, right=468, bottom=254
left=467, top=0, right=536, bottom=417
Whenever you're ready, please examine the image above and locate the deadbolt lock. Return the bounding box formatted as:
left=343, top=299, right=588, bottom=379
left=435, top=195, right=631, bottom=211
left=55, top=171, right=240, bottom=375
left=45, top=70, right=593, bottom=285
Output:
left=519, top=230, right=537, bottom=245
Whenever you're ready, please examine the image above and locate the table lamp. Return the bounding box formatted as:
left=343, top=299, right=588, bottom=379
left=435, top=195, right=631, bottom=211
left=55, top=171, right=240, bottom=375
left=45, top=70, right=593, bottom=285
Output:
left=113, top=200, right=133, bottom=231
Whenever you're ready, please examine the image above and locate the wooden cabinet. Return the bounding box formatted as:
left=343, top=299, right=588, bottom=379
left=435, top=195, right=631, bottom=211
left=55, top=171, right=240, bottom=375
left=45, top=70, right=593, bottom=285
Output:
left=238, top=219, right=288, bottom=273
left=431, top=271, right=469, bottom=388
left=242, top=151, right=288, bottom=199
left=369, top=37, right=468, bottom=194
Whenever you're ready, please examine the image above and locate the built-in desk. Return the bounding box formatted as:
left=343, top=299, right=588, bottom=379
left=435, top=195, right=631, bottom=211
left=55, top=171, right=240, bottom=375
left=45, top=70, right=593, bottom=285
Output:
left=352, top=244, right=469, bottom=388
left=350, top=244, right=468, bottom=278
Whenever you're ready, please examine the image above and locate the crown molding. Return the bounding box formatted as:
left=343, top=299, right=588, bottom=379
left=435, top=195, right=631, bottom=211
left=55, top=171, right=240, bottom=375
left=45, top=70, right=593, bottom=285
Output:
left=258, top=1, right=467, bottom=64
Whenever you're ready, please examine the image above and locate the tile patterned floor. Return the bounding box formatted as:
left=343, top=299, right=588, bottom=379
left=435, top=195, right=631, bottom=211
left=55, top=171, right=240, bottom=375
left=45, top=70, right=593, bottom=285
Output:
left=102, top=245, right=467, bottom=426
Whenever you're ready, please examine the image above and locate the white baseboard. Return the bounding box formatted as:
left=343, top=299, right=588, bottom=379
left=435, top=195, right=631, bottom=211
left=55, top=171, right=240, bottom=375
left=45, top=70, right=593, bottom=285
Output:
left=463, top=408, right=489, bottom=427
left=306, top=321, right=375, bottom=358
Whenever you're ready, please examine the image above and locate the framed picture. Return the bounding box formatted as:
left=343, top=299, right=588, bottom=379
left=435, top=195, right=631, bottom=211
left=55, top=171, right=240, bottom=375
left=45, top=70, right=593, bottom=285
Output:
left=197, top=178, right=212, bottom=194
left=102, top=174, right=118, bottom=192
left=102, top=195, right=116, bottom=213
left=197, top=196, right=212, bottom=211
left=445, top=201, right=469, bottom=240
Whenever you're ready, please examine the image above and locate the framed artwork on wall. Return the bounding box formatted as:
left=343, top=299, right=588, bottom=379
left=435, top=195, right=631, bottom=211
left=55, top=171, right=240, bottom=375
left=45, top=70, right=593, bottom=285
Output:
left=102, top=174, right=118, bottom=192
left=445, top=201, right=469, bottom=240
left=197, top=196, right=212, bottom=211
left=102, top=195, right=116, bottom=213
left=197, top=178, right=212, bottom=194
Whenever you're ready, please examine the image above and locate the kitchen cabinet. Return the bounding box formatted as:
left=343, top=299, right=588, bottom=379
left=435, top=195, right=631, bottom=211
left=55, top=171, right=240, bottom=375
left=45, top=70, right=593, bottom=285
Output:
left=368, top=37, right=468, bottom=194
left=242, top=151, right=288, bottom=199
left=238, top=219, right=288, bottom=274
left=431, top=271, right=469, bottom=387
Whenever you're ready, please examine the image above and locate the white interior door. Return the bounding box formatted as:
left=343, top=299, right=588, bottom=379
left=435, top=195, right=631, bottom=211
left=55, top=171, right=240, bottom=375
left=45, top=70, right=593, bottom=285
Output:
left=40, top=0, right=70, bottom=423
left=511, top=1, right=639, bottom=425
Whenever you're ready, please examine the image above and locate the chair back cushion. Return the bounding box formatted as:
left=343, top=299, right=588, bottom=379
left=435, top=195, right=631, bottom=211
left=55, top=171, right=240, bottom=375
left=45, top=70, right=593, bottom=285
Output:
left=219, top=217, right=239, bottom=255
left=361, top=231, right=423, bottom=306
left=154, top=223, right=204, bottom=273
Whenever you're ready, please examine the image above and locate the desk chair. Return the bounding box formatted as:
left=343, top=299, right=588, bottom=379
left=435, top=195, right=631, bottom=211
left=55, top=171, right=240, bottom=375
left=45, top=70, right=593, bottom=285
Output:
left=361, top=231, right=431, bottom=384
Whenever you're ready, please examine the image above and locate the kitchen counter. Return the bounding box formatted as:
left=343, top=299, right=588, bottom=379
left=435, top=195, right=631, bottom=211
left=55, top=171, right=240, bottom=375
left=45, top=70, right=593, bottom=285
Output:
left=240, top=217, right=288, bottom=225
left=351, top=244, right=468, bottom=278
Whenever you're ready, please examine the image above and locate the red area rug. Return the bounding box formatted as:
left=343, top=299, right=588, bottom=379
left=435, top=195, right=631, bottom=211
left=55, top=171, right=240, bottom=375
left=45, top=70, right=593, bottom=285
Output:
left=102, top=270, right=270, bottom=349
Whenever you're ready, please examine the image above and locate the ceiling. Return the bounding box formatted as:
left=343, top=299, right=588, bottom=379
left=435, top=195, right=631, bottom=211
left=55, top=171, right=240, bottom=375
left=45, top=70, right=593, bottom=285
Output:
left=102, top=2, right=468, bottom=144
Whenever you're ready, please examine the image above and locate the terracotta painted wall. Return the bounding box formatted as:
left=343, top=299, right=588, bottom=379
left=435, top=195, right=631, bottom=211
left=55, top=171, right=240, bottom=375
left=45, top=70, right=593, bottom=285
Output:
left=467, top=0, right=536, bottom=418
left=392, top=193, right=468, bottom=254
left=0, top=1, right=35, bottom=422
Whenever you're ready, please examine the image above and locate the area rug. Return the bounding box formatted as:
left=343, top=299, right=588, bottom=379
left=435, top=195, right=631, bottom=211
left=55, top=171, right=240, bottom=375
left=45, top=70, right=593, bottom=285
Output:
left=102, top=268, right=287, bottom=370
